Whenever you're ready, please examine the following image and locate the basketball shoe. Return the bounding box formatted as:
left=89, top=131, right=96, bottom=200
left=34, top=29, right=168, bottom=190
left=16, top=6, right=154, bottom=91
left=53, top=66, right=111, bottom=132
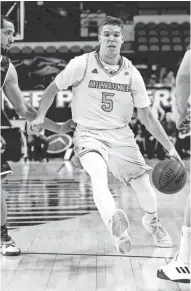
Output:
left=142, top=215, right=172, bottom=247
left=109, top=209, right=131, bottom=254
left=1, top=160, right=13, bottom=178
left=1, top=227, right=20, bottom=256
left=157, top=253, right=190, bottom=283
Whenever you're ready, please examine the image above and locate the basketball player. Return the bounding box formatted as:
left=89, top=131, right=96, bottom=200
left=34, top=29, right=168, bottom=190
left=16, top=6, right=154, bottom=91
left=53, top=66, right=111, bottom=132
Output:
left=157, top=47, right=190, bottom=283
left=1, top=15, right=76, bottom=256
left=31, top=16, right=182, bottom=254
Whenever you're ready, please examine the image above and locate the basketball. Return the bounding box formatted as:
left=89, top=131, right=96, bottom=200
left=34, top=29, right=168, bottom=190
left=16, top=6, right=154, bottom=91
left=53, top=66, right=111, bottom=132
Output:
left=152, top=159, right=187, bottom=194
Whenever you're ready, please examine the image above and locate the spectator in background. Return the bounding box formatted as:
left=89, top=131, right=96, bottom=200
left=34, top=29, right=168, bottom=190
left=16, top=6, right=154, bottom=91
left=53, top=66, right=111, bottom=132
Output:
left=159, top=67, right=168, bottom=84
left=163, top=70, right=176, bottom=87
left=150, top=96, right=165, bottom=122
left=25, top=121, right=35, bottom=161
left=33, top=128, right=49, bottom=162
left=148, top=74, right=157, bottom=87
left=20, top=129, right=28, bottom=162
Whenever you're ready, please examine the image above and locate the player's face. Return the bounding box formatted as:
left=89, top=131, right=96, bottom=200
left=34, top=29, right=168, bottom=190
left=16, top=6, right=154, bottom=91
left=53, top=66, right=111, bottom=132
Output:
left=1, top=20, right=15, bottom=52
left=99, top=25, right=124, bottom=55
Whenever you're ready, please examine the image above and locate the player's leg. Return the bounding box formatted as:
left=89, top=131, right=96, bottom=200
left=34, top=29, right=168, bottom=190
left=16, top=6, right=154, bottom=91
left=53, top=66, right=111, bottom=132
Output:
left=157, top=193, right=190, bottom=283
left=108, top=136, right=171, bottom=248
left=178, top=193, right=190, bottom=262
left=1, top=189, right=20, bottom=256
left=80, top=151, right=131, bottom=254
left=130, top=173, right=172, bottom=247
left=80, top=152, right=115, bottom=225
left=1, top=189, right=7, bottom=227
left=1, top=159, right=20, bottom=256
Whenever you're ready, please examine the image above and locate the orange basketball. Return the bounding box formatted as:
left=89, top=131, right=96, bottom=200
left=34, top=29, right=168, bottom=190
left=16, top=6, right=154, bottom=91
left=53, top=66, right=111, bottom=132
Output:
left=152, top=159, right=187, bottom=194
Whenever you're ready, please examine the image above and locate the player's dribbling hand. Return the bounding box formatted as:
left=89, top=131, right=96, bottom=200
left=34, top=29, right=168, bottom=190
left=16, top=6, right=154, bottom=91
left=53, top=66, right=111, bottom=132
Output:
left=58, top=119, right=77, bottom=134
left=30, top=117, right=45, bottom=133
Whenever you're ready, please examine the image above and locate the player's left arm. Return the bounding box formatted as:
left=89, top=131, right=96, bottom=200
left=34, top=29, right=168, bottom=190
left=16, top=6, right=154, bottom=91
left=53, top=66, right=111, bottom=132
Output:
left=131, top=65, right=182, bottom=162
left=3, top=63, right=75, bottom=134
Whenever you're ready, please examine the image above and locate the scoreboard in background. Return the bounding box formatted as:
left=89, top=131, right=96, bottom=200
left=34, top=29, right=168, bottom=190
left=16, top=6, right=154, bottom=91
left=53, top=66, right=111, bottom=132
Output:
left=2, top=86, right=176, bottom=122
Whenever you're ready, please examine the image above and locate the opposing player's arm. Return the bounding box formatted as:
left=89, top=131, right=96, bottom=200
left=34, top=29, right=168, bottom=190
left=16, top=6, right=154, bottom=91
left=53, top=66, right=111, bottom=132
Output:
left=3, top=63, right=72, bottom=133
left=3, top=63, right=30, bottom=117
left=176, top=49, right=190, bottom=116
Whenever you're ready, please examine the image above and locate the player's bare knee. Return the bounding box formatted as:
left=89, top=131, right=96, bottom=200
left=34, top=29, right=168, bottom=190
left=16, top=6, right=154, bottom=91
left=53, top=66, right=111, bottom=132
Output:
left=80, top=151, right=107, bottom=177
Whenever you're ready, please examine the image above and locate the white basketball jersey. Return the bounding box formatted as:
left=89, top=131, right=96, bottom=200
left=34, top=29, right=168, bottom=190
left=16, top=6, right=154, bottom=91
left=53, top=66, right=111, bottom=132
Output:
left=72, top=51, right=134, bottom=130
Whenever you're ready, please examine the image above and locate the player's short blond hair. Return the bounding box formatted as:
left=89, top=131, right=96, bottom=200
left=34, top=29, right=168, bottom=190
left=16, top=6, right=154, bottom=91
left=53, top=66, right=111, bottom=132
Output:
left=99, top=16, right=123, bottom=33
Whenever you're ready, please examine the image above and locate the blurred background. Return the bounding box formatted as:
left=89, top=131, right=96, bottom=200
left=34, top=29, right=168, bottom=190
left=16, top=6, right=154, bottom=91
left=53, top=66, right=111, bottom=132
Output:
left=1, top=1, right=190, bottom=164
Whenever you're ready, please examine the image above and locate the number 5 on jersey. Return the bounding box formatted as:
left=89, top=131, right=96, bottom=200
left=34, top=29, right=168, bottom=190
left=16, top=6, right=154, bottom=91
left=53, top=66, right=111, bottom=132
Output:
left=101, top=92, right=114, bottom=112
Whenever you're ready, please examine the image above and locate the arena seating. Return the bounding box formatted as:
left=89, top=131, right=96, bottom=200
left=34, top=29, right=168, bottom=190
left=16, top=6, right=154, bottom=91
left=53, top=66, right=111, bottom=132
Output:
left=135, top=21, right=190, bottom=52
left=9, top=41, right=133, bottom=55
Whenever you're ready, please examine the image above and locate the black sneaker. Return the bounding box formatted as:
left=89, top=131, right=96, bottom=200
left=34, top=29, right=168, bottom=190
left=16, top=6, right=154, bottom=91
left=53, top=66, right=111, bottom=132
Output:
left=1, top=160, right=13, bottom=178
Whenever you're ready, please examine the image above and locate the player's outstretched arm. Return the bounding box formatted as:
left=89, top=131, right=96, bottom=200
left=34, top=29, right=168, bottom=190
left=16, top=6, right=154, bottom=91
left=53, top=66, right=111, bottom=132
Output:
left=3, top=63, right=74, bottom=134
left=137, top=106, right=182, bottom=162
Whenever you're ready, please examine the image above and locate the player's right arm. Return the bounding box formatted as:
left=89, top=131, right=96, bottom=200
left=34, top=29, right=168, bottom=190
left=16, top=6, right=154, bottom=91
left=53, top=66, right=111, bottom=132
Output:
left=31, top=55, right=86, bottom=131
left=176, top=48, right=190, bottom=128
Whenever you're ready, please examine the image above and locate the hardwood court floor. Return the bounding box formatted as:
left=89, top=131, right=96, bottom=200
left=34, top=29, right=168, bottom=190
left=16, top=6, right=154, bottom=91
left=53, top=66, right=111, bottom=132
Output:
left=1, top=158, right=190, bottom=291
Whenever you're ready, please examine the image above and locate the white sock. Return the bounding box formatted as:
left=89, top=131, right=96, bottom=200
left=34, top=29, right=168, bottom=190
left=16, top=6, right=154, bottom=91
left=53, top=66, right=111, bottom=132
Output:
left=146, top=211, right=158, bottom=223
left=177, top=226, right=191, bottom=263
